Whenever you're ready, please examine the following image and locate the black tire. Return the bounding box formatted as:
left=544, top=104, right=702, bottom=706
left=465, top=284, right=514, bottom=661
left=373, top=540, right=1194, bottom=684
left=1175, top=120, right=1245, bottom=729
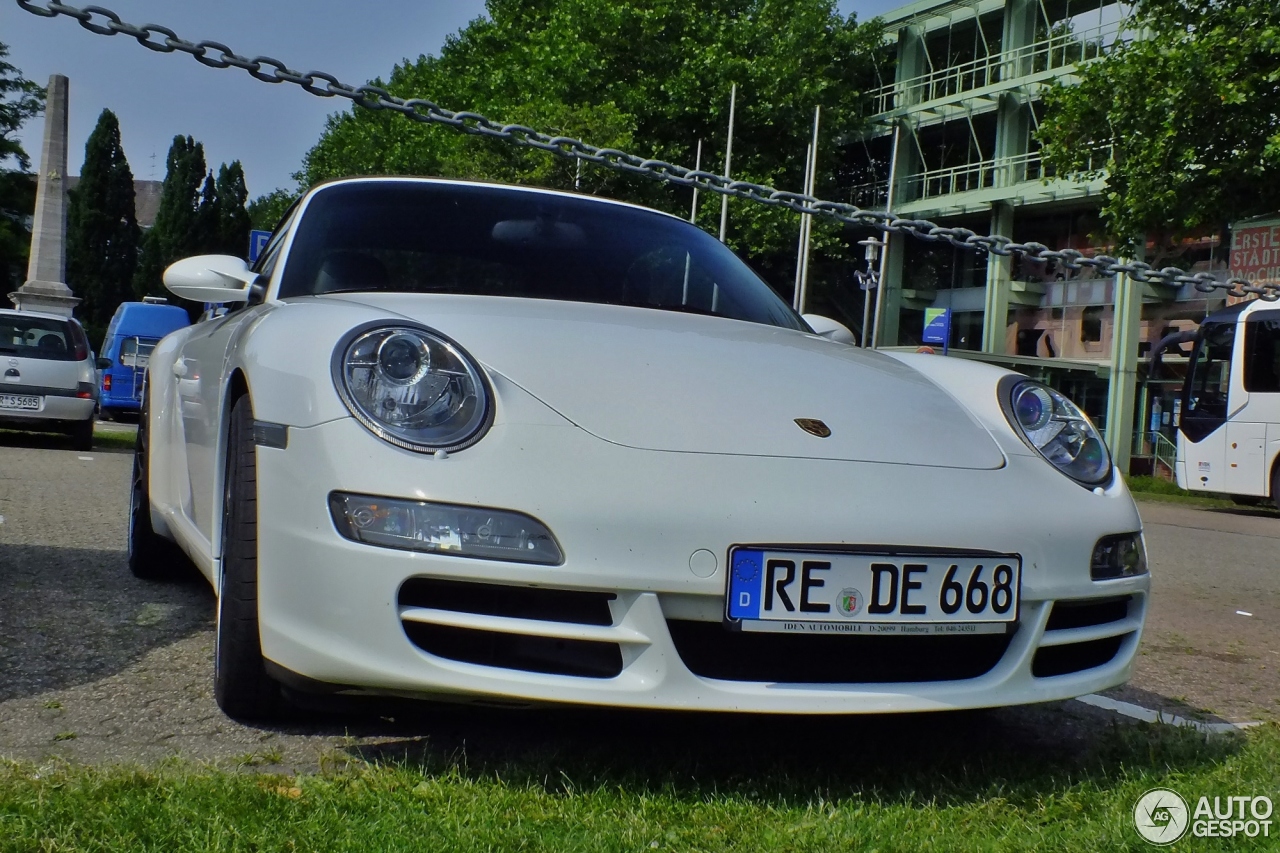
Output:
left=1273, top=466, right=1280, bottom=512
left=71, top=417, right=93, bottom=452
left=128, top=403, right=185, bottom=580
left=214, top=394, right=284, bottom=720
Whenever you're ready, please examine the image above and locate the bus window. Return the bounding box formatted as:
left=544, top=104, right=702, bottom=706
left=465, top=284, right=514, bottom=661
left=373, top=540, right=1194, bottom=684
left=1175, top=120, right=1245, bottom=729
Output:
left=1244, top=315, right=1280, bottom=393
left=1181, top=322, right=1235, bottom=442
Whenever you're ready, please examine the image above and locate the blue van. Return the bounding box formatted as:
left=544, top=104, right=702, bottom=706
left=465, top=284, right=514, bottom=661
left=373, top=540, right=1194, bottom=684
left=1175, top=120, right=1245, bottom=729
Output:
left=97, top=298, right=190, bottom=419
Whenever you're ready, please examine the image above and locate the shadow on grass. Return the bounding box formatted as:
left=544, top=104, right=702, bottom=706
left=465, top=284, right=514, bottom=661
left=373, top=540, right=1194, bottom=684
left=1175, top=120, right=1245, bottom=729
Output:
left=0, top=426, right=132, bottom=454
left=262, top=691, right=1245, bottom=808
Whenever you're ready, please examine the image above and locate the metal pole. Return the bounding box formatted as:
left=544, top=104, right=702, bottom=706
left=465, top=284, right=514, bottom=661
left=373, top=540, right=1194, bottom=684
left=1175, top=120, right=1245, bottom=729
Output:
left=719, top=83, right=737, bottom=243
left=871, top=123, right=902, bottom=349
left=690, top=139, right=702, bottom=223
left=792, top=143, right=812, bottom=310
left=797, top=107, right=821, bottom=314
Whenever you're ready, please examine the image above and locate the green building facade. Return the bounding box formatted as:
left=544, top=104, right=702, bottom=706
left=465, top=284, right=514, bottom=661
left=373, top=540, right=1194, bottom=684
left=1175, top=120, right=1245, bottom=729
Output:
left=850, top=0, right=1231, bottom=472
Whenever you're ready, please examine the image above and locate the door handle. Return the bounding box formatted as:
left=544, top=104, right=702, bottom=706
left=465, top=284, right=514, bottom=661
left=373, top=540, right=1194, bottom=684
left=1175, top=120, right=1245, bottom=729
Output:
left=172, top=361, right=188, bottom=378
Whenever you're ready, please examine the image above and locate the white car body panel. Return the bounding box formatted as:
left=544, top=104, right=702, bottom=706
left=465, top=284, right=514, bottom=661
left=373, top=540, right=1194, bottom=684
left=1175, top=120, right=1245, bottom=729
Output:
left=143, top=176, right=1150, bottom=713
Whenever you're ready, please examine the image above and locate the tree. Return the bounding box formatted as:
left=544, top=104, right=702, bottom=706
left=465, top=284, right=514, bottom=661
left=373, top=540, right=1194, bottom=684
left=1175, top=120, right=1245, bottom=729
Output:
left=213, top=161, right=252, bottom=257
left=0, top=42, right=44, bottom=290
left=247, top=188, right=297, bottom=231
left=133, top=135, right=207, bottom=297
left=298, top=0, right=884, bottom=293
left=1037, top=0, right=1280, bottom=257
left=67, top=109, right=140, bottom=334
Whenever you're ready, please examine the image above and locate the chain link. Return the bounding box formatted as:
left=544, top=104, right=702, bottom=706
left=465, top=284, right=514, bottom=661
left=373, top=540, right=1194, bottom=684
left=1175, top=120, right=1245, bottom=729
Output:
left=16, top=0, right=1276, bottom=301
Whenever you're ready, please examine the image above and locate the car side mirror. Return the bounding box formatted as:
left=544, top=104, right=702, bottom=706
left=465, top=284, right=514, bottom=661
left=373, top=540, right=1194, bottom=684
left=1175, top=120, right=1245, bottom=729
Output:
left=803, top=314, right=857, bottom=345
left=95, top=357, right=111, bottom=370
left=163, top=255, right=263, bottom=304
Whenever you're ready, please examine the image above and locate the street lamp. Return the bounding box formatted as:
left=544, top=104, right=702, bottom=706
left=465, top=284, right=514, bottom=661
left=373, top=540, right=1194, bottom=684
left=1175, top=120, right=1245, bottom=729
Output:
left=857, top=236, right=885, bottom=348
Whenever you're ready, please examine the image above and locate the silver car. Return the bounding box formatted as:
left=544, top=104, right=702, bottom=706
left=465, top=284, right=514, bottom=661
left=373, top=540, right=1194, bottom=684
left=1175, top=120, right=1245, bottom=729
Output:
left=0, top=308, right=97, bottom=451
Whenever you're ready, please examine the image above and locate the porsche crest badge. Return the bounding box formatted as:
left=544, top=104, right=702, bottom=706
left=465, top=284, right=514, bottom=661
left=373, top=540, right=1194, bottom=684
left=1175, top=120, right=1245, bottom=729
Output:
left=794, top=418, right=831, bottom=438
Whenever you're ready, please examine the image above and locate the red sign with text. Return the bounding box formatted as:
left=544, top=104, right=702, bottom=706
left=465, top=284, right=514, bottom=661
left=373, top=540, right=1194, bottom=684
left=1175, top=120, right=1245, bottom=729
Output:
left=1230, top=218, right=1280, bottom=285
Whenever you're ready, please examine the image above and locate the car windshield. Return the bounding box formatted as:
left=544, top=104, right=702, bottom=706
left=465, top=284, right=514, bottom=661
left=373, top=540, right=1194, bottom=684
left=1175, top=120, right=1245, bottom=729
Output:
left=278, top=181, right=807, bottom=331
left=0, top=314, right=82, bottom=362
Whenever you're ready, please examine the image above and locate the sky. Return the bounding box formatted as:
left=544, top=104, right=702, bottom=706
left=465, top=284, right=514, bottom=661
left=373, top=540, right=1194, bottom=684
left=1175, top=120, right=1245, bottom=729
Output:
left=1, top=0, right=903, bottom=200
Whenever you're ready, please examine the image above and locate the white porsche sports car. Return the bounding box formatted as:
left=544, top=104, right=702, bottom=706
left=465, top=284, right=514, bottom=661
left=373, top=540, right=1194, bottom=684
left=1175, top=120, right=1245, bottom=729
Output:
left=135, top=177, right=1149, bottom=720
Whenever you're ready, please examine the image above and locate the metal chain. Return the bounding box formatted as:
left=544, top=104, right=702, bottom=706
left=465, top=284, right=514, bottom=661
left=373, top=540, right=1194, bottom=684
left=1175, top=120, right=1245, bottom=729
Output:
left=16, top=0, right=1276, bottom=301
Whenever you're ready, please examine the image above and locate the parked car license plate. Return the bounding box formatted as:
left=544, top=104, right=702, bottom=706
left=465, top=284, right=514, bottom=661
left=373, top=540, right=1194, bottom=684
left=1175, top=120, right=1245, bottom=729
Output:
left=726, top=548, right=1020, bottom=635
left=0, top=394, right=41, bottom=411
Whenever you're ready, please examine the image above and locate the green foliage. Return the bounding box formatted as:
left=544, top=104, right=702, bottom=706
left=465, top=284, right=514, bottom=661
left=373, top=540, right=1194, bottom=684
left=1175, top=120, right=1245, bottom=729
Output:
left=133, top=135, right=208, bottom=299
left=247, top=188, right=298, bottom=231
left=133, top=138, right=251, bottom=306
left=67, top=109, right=140, bottom=334
left=299, top=0, right=884, bottom=293
left=212, top=161, right=252, bottom=258
left=0, top=42, right=44, bottom=291
left=1038, top=0, right=1280, bottom=254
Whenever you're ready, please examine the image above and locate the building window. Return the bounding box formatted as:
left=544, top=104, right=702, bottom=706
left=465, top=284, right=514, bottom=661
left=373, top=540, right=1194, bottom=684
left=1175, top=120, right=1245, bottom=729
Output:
left=1081, top=306, right=1103, bottom=343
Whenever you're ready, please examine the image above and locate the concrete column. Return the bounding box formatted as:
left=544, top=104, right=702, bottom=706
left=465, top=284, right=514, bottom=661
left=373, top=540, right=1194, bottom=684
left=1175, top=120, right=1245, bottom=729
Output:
left=982, top=203, right=1014, bottom=353
left=10, top=74, right=80, bottom=317
left=1001, top=0, right=1040, bottom=78
left=871, top=26, right=928, bottom=349
left=1105, top=261, right=1144, bottom=473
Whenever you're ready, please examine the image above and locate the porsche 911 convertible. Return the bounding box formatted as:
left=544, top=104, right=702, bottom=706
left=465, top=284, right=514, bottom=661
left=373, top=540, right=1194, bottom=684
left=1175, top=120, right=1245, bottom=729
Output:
left=134, top=176, right=1149, bottom=719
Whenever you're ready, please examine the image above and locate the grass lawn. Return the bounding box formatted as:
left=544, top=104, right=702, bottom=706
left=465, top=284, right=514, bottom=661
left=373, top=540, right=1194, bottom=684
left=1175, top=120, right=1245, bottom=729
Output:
left=91, top=424, right=136, bottom=451
left=1125, top=475, right=1280, bottom=513
left=1, top=719, right=1276, bottom=852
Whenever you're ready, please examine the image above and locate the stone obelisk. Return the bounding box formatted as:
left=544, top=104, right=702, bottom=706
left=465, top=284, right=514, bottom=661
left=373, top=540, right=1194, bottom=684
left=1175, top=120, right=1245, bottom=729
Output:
left=9, top=74, right=80, bottom=317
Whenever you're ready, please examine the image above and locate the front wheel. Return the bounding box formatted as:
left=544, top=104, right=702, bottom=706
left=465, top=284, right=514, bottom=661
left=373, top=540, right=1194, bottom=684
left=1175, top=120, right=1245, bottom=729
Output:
left=214, top=394, right=284, bottom=721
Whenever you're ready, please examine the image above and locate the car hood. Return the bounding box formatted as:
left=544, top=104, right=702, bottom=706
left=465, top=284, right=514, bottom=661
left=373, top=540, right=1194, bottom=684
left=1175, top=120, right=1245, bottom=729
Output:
left=319, top=294, right=1005, bottom=469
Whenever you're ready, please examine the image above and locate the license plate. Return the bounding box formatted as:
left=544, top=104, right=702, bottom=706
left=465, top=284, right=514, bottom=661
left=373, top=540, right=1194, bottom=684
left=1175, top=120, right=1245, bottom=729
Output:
left=0, top=394, right=41, bottom=411
left=726, top=548, right=1020, bottom=635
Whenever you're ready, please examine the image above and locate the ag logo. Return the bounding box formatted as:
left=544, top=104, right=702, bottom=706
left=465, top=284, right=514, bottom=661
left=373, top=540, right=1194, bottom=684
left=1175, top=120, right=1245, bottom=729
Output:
left=794, top=418, right=831, bottom=438
left=1134, top=788, right=1189, bottom=845
left=836, top=587, right=863, bottom=618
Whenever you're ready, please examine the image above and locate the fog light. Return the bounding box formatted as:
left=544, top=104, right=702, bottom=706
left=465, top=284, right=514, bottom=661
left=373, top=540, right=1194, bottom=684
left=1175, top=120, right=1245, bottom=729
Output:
left=328, top=492, right=563, bottom=565
left=1091, top=533, right=1146, bottom=580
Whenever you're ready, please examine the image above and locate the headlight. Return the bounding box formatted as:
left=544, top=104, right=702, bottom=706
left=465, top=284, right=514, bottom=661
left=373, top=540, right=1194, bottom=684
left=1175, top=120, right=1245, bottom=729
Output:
left=329, top=492, right=563, bottom=565
left=999, top=377, right=1112, bottom=486
left=332, top=323, right=492, bottom=453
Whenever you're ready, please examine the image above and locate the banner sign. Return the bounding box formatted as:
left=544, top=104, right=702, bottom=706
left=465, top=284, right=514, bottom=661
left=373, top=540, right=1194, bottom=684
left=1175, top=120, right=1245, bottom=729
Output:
left=922, top=307, right=951, bottom=346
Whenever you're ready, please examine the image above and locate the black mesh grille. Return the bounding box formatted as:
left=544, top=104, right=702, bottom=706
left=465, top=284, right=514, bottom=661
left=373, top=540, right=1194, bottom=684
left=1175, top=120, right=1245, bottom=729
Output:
left=667, top=620, right=1014, bottom=684
left=1032, top=636, right=1125, bottom=678
left=398, top=578, right=615, bottom=626
left=402, top=622, right=623, bottom=678
left=1045, top=596, right=1132, bottom=632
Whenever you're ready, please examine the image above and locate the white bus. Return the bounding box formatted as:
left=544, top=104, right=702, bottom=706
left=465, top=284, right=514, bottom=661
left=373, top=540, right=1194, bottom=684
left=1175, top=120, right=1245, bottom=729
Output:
left=1155, top=298, right=1280, bottom=505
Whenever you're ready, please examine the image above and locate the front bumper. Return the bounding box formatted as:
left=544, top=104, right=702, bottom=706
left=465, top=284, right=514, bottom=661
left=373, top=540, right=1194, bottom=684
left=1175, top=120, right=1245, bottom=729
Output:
left=253, top=417, right=1149, bottom=713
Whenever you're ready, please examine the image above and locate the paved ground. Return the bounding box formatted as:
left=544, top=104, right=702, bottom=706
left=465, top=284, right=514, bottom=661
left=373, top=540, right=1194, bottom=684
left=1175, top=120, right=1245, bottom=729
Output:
left=0, top=437, right=1276, bottom=772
